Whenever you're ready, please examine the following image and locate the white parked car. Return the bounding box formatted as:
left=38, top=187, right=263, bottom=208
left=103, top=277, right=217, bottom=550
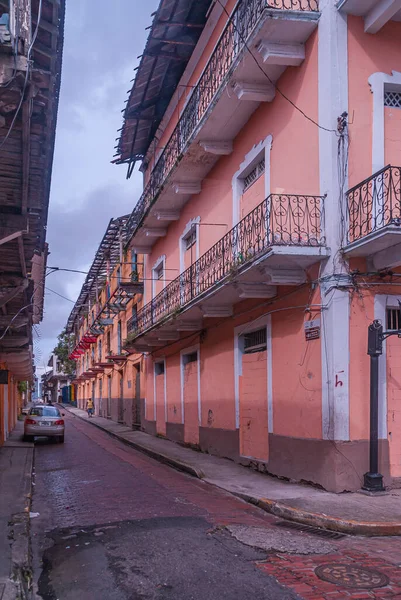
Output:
left=24, top=405, right=65, bottom=443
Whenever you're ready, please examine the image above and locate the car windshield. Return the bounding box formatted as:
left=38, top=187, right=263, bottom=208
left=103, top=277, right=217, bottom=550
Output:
left=30, top=407, right=61, bottom=417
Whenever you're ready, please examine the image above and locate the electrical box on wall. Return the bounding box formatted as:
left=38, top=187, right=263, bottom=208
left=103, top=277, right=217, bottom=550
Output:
left=0, top=370, right=9, bottom=384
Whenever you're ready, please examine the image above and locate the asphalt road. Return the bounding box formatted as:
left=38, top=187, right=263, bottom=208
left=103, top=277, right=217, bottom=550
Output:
left=30, top=411, right=298, bottom=600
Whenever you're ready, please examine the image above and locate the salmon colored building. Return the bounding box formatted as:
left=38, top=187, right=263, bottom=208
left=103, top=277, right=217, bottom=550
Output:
left=66, top=217, right=145, bottom=429
left=113, top=0, right=401, bottom=492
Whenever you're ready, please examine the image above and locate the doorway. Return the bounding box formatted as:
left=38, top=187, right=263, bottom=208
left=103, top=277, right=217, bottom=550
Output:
left=107, top=376, right=112, bottom=419
left=239, top=327, right=269, bottom=461
left=132, top=363, right=141, bottom=429
left=118, top=373, right=124, bottom=423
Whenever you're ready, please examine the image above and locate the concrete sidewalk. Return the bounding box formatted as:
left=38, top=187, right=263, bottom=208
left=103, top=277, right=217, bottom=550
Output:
left=64, top=405, right=401, bottom=537
left=0, top=420, right=34, bottom=599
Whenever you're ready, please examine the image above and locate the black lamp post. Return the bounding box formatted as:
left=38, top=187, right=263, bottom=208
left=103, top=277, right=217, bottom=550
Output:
left=364, top=321, right=384, bottom=492
left=364, top=319, right=401, bottom=492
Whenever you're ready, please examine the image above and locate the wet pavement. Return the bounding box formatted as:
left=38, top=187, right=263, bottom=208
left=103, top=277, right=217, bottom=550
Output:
left=30, top=410, right=401, bottom=599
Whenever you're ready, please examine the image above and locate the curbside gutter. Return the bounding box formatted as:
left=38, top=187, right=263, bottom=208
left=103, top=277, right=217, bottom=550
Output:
left=65, top=407, right=401, bottom=537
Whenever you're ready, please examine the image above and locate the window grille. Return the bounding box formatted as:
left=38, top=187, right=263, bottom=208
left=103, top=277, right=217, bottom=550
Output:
left=155, top=263, right=163, bottom=280
left=243, top=157, right=265, bottom=192
left=155, top=361, right=165, bottom=375
left=243, top=328, right=267, bottom=353
left=183, top=351, right=198, bottom=365
left=185, top=227, right=197, bottom=250
left=384, top=91, right=401, bottom=108
left=386, top=308, right=401, bottom=331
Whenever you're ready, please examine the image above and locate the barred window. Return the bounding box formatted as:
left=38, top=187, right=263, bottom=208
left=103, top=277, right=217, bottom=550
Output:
left=155, top=361, right=165, bottom=376
left=185, top=227, right=197, bottom=250
left=243, top=328, right=267, bottom=353
left=155, top=263, right=163, bottom=280
left=183, top=351, right=198, bottom=365
left=386, top=308, right=401, bottom=331
left=243, top=158, right=265, bottom=192
left=384, top=91, right=401, bottom=109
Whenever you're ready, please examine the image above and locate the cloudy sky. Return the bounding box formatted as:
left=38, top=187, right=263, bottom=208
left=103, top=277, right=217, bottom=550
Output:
left=35, top=0, right=159, bottom=371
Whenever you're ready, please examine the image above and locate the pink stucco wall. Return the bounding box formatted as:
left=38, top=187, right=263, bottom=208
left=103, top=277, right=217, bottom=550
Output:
left=200, top=319, right=236, bottom=430
left=385, top=107, right=401, bottom=166
left=271, top=285, right=322, bottom=440
left=347, top=16, right=401, bottom=185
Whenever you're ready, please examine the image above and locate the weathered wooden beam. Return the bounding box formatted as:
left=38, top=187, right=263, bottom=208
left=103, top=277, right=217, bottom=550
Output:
left=18, top=236, right=27, bottom=277
left=150, top=37, right=196, bottom=46
left=21, top=97, right=31, bottom=215
left=0, top=230, right=24, bottom=247
left=0, top=336, right=29, bottom=347
left=0, top=280, right=28, bottom=309
left=0, top=314, right=29, bottom=328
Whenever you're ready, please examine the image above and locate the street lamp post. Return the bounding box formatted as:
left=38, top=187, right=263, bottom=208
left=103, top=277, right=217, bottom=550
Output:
left=364, top=319, right=401, bottom=492
left=364, top=320, right=384, bottom=492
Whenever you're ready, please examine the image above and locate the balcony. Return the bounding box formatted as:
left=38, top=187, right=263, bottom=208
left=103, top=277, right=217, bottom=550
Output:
left=125, top=193, right=328, bottom=349
left=124, top=0, right=320, bottom=253
left=343, top=165, right=401, bottom=270
left=337, top=0, right=401, bottom=34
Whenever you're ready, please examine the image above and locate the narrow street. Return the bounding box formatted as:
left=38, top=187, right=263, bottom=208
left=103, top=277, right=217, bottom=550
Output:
left=30, top=411, right=401, bottom=600
left=30, top=411, right=295, bottom=600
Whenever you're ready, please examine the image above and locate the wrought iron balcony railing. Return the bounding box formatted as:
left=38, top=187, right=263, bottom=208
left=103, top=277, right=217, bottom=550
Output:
left=126, top=193, right=325, bottom=338
left=346, top=165, right=401, bottom=245
left=124, top=0, right=320, bottom=246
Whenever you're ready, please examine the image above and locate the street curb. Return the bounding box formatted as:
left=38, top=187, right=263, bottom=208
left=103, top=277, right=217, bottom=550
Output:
left=64, top=407, right=401, bottom=537
left=64, top=407, right=205, bottom=479
left=231, top=493, right=401, bottom=537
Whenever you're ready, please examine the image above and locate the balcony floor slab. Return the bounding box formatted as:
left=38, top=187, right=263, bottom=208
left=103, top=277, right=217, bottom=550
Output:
left=343, top=225, right=401, bottom=268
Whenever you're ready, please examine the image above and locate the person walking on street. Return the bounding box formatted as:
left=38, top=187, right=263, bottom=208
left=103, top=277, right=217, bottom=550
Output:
left=86, top=398, right=94, bottom=418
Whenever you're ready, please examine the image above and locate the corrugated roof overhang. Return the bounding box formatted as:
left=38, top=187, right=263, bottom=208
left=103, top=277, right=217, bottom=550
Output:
left=115, top=0, right=213, bottom=176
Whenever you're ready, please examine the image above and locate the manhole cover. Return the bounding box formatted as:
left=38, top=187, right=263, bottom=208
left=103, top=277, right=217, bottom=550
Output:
left=315, top=564, right=389, bottom=589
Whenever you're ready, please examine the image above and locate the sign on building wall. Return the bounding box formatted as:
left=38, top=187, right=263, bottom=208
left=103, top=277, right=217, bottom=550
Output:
left=304, top=319, right=321, bottom=341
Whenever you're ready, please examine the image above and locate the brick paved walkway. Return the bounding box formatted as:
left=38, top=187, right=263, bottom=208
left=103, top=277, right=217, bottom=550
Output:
left=259, top=550, right=401, bottom=599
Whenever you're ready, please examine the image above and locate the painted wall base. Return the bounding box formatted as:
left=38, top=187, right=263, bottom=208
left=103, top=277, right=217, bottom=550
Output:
left=166, top=422, right=184, bottom=443
left=142, top=419, right=157, bottom=436
left=199, top=427, right=240, bottom=461
left=267, top=434, right=391, bottom=493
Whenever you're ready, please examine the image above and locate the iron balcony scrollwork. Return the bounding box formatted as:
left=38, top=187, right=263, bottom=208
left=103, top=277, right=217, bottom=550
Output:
left=124, top=0, right=320, bottom=245
left=126, top=193, right=325, bottom=338
left=346, top=165, right=401, bottom=245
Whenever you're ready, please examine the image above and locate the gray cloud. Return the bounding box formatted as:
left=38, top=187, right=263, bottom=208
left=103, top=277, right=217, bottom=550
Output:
left=36, top=0, right=159, bottom=370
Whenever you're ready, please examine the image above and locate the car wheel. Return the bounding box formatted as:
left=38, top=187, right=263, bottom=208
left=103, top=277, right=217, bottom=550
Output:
left=58, top=436, right=65, bottom=444
left=23, top=435, right=33, bottom=443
